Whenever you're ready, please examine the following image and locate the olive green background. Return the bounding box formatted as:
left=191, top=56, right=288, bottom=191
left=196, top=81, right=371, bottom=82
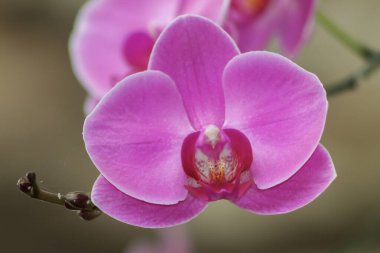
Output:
left=1, top=0, right=380, bottom=252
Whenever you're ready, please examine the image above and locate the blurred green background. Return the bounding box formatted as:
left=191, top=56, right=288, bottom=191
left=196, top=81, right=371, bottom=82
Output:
left=1, top=0, right=380, bottom=252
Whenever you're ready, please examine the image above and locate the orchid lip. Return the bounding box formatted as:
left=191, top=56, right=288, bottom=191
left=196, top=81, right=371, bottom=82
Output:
left=181, top=126, right=253, bottom=202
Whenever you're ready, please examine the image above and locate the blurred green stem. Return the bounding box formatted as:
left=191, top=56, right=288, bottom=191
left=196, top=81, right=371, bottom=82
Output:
left=326, top=54, right=380, bottom=96
left=316, top=10, right=376, bottom=61
left=317, top=10, right=380, bottom=96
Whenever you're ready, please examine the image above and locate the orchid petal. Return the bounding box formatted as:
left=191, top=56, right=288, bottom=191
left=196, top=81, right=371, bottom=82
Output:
left=84, top=71, right=194, bottom=204
left=92, top=176, right=208, bottom=228
left=70, top=0, right=179, bottom=97
left=234, top=0, right=287, bottom=52
left=150, top=15, right=239, bottom=130
left=84, top=96, right=99, bottom=115
left=277, top=0, right=316, bottom=57
left=223, top=52, right=327, bottom=189
left=177, top=0, right=230, bottom=23
left=233, top=145, right=336, bottom=214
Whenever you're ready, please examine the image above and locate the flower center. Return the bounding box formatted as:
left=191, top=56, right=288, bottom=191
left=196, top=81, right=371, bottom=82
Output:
left=181, top=125, right=253, bottom=201
left=229, top=0, right=270, bottom=25
left=232, top=0, right=269, bottom=16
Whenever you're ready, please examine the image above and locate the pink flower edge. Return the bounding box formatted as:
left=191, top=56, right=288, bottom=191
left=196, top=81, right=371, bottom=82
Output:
left=223, top=50, right=327, bottom=189
left=84, top=71, right=194, bottom=205
left=92, top=176, right=208, bottom=228
left=233, top=144, right=336, bottom=214
left=92, top=145, right=335, bottom=227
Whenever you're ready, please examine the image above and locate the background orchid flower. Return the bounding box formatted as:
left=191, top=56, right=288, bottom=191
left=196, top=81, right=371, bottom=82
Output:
left=84, top=15, right=336, bottom=228
left=124, top=227, right=192, bottom=253
left=69, top=0, right=228, bottom=113
left=225, top=0, right=316, bottom=57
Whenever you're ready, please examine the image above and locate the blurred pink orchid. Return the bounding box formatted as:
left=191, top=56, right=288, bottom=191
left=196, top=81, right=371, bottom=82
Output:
left=69, top=0, right=227, bottom=113
left=84, top=15, right=336, bottom=228
left=71, top=0, right=316, bottom=113
left=225, top=0, right=316, bottom=56
left=125, top=227, right=192, bottom=253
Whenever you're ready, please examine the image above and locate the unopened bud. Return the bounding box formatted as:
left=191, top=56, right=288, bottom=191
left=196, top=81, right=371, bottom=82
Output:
left=17, top=176, right=32, bottom=194
left=26, top=172, right=36, bottom=182
left=78, top=209, right=101, bottom=221
left=64, top=191, right=90, bottom=210
left=17, top=171, right=38, bottom=197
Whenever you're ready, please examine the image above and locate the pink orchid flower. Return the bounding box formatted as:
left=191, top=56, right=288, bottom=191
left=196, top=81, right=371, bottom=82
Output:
left=69, top=0, right=228, bottom=113
left=225, top=0, right=316, bottom=56
left=84, top=15, right=336, bottom=228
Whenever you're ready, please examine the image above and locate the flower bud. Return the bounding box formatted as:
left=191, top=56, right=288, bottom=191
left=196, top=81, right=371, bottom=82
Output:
left=64, top=191, right=90, bottom=210
left=17, top=176, right=32, bottom=194
left=26, top=171, right=36, bottom=182
left=78, top=209, right=101, bottom=221
left=17, top=172, right=39, bottom=197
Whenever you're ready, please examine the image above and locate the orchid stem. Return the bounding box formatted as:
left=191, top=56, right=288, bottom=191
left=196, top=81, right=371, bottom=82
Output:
left=317, top=10, right=380, bottom=96
left=326, top=53, right=380, bottom=96
left=316, top=10, right=376, bottom=61
left=17, top=172, right=101, bottom=220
